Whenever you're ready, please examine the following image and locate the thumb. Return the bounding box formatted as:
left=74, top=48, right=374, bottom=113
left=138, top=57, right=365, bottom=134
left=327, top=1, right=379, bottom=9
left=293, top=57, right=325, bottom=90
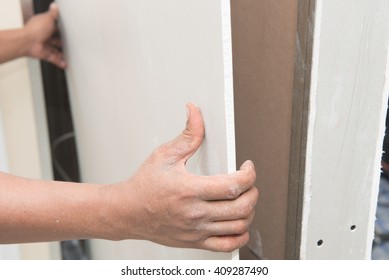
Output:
left=169, top=103, right=205, bottom=164
left=239, top=160, right=255, bottom=171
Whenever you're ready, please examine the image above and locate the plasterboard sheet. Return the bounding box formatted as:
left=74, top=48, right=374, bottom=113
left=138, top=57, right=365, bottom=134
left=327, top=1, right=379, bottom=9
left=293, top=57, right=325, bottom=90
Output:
left=57, top=0, right=235, bottom=260
left=301, top=0, right=389, bottom=259
left=231, top=0, right=298, bottom=259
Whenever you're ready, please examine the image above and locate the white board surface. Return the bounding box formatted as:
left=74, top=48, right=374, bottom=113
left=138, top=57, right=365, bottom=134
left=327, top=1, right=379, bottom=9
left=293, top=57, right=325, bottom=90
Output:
left=57, top=0, right=235, bottom=259
left=301, top=0, right=389, bottom=259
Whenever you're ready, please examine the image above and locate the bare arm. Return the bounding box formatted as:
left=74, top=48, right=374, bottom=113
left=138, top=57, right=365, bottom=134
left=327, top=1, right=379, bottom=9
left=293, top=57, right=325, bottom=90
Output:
left=0, top=104, right=258, bottom=252
left=0, top=29, right=28, bottom=63
left=0, top=173, right=110, bottom=243
left=0, top=3, right=66, bottom=68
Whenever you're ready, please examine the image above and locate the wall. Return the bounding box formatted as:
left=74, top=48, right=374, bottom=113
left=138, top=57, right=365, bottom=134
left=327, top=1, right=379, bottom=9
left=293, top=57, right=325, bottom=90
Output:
left=0, top=0, right=59, bottom=260
left=300, top=0, right=389, bottom=259
left=57, top=0, right=236, bottom=259
left=232, top=0, right=389, bottom=260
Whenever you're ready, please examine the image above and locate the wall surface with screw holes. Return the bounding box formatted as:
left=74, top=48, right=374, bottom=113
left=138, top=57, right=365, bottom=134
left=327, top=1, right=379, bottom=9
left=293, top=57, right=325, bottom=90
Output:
left=301, top=0, right=389, bottom=259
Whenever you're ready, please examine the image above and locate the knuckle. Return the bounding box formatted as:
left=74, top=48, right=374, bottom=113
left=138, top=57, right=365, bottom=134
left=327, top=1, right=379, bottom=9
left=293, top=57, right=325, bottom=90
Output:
left=226, top=185, right=241, bottom=200
left=219, top=241, right=238, bottom=253
left=250, top=186, right=260, bottom=203
left=235, top=220, right=249, bottom=234
left=240, top=204, right=253, bottom=218
left=240, top=232, right=250, bottom=246
left=180, top=232, right=204, bottom=244
left=203, top=182, right=216, bottom=197
left=184, top=207, right=206, bottom=222
left=218, top=233, right=249, bottom=252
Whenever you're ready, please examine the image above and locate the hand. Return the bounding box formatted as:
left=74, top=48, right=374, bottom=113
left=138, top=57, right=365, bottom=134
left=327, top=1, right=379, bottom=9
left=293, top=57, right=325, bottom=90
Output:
left=23, top=3, right=66, bottom=68
left=108, top=104, right=259, bottom=252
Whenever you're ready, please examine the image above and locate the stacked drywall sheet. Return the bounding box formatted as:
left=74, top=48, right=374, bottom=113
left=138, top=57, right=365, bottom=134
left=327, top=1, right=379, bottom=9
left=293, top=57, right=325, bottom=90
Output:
left=301, top=0, right=389, bottom=259
left=57, top=0, right=235, bottom=259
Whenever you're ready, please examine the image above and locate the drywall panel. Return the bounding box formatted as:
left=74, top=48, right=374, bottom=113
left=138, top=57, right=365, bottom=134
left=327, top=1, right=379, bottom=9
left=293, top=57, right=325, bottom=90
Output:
left=57, top=0, right=235, bottom=259
left=301, top=0, right=389, bottom=259
left=231, top=0, right=298, bottom=259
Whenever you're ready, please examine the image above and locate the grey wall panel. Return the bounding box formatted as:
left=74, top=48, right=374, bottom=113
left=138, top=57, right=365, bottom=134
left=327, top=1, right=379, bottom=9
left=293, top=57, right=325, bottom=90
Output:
left=57, top=0, right=235, bottom=259
left=301, top=0, right=389, bottom=259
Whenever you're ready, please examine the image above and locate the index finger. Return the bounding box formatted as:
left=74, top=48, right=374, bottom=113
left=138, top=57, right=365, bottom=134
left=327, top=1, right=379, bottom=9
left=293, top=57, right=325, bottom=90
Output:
left=197, top=160, right=256, bottom=201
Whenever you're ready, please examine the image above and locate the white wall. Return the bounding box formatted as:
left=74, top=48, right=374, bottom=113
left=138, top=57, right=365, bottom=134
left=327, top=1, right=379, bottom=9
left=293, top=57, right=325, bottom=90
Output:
left=57, top=0, right=235, bottom=259
left=0, top=111, right=8, bottom=173
left=0, top=0, right=59, bottom=260
left=301, top=0, right=389, bottom=259
left=0, top=105, right=18, bottom=260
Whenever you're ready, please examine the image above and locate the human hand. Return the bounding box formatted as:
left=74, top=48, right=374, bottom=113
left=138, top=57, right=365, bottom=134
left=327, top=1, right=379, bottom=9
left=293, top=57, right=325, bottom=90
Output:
left=23, top=3, right=66, bottom=68
left=107, top=103, right=259, bottom=252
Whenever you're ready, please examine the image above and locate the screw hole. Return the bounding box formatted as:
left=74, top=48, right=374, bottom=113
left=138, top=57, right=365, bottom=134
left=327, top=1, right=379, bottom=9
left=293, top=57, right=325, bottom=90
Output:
left=350, top=225, right=356, bottom=231
left=317, top=239, right=323, bottom=246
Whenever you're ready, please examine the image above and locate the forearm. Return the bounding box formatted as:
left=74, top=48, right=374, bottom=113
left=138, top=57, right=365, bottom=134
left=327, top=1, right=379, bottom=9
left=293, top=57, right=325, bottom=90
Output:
left=0, top=29, right=29, bottom=64
left=0, top=103, right=258, bottom=252
left=0, top=172, right=118, bottom=244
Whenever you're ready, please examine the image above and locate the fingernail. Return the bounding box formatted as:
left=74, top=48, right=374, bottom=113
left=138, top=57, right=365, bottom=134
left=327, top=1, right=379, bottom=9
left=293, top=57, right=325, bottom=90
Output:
left=241, top=160, right=254, bottom=170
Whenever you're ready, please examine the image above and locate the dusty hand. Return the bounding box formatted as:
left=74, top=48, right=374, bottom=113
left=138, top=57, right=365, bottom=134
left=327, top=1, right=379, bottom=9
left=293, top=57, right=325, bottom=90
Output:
left=109, top=104, right=259, bottom=252
left=24, top=3, right=66, bottom=68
